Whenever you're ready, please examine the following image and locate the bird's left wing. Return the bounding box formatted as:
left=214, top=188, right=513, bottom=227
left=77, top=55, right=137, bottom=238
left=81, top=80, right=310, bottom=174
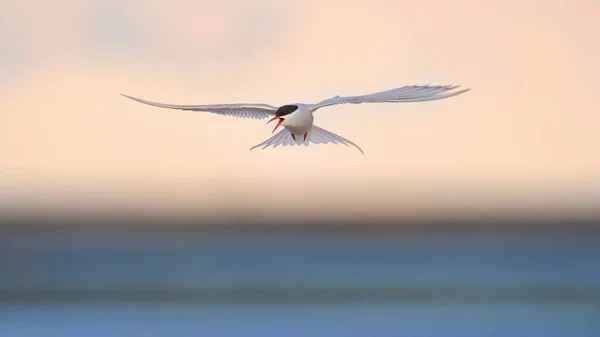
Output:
left=121, top=94, right=277, bottom=120
left=309, top=85, right=469, bottom=112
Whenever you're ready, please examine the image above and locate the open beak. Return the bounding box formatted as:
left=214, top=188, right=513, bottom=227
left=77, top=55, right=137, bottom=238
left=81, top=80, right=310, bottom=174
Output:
left=267, top=116, right=284, bottom=133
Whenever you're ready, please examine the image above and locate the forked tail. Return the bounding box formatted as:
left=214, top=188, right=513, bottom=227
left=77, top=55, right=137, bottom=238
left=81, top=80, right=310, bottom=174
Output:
left=249, top=125, right=364, bottom=155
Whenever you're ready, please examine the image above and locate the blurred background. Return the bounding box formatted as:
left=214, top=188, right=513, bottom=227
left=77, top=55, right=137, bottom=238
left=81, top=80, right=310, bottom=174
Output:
left=1, top=0, right=600, bottom=336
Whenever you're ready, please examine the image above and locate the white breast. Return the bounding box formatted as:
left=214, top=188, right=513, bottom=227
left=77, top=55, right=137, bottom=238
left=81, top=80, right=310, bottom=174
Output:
left=283, top=104, right=314, bottom=134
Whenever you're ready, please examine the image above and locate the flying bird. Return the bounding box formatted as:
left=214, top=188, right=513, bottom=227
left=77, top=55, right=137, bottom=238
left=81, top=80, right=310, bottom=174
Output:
left=121, top=85, right=469, bottom=154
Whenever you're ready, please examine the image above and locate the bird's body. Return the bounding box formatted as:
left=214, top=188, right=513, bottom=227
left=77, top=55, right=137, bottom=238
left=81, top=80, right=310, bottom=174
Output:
left=276, top=104, right=313, bottom=138
left=122, top=85, right=470, bottom=154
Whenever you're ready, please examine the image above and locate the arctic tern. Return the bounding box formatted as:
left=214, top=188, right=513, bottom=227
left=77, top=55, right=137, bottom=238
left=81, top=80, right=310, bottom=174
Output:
left=121, top=84, right=469, bottom=154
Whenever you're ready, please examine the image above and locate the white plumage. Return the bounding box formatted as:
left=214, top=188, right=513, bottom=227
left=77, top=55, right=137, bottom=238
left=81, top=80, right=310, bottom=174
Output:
left=249, top=125, right=365, bottom=155
left=122, top=84, right=469, bottom=154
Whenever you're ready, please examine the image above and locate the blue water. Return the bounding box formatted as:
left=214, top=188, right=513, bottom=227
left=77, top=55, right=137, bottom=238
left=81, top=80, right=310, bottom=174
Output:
left=1, top=231, right=599, bottom=336
left=1, top=302, right=599, bottom=337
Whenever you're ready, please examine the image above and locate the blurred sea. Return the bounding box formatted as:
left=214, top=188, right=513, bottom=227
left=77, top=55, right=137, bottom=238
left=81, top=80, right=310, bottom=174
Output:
left=1, top=225, right=599, bottom=337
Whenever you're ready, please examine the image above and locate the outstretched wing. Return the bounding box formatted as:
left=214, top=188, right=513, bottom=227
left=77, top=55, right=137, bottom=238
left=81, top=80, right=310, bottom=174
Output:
left=121, top=94, right=277, bottom=120
left=309, top=85, right=469, bottom=112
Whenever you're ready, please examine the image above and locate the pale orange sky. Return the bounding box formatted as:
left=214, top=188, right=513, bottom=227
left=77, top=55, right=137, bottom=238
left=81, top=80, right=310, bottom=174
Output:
left=1, top=0, right=599, bottom=221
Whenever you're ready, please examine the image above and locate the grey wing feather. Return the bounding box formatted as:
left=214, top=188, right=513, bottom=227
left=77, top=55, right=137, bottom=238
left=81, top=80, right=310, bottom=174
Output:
left=121, top=94, right=277, bottom=120
left=310, top=85, right=470, bottom=111
left=310, top=125, right=364, bottom=155
left=249, top=129, right=300, bottom=151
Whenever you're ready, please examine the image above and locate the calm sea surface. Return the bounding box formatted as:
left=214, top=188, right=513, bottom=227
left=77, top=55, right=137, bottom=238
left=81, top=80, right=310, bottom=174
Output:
left=1, top=230, right=599, bottom=336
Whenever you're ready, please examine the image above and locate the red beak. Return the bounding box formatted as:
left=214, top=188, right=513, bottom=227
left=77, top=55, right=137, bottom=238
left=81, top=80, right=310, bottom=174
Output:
left=267, top=116, right=284, bottom=133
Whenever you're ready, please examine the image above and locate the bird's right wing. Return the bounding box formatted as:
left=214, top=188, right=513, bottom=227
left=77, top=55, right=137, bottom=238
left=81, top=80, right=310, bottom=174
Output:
left=121, top=94, right=277, bottom=120
left=309, top=85, right=469, bottom=112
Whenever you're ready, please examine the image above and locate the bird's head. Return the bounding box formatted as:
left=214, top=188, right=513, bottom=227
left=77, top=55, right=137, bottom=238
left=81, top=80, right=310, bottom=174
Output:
left=267, top=105, right=299, bottom=133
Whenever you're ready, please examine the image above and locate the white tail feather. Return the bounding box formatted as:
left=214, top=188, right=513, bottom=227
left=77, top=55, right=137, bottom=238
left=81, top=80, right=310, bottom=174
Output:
left=249, top=125, right=364, bottom=155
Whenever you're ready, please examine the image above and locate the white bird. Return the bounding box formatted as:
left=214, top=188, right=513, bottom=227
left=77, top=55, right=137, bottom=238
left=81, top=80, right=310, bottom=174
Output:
left=121, top=84, right=469, bottom=155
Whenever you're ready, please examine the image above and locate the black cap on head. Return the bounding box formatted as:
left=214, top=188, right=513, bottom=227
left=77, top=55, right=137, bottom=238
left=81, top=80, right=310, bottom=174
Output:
left=275, top=105, right=298, bottom=117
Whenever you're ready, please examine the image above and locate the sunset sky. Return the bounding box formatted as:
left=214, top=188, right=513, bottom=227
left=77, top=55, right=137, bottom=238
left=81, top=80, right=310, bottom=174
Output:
left=1, top=0, right=599, bottom=222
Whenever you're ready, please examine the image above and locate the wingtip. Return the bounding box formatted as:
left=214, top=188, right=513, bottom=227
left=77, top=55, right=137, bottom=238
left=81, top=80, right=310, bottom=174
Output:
left=447, top=85, right=471, bottom=95
left=454, top=84, right=473, bottom=91
left=120, top=93, right=147, bottom=104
